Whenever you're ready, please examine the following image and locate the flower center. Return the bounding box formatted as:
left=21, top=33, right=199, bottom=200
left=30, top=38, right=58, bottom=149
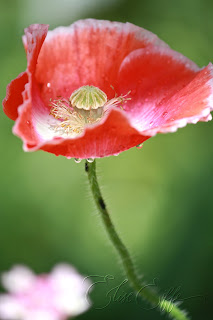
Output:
left=70, top=85, right=107, bottom=110
left=49, top=85, right=130, bottom=137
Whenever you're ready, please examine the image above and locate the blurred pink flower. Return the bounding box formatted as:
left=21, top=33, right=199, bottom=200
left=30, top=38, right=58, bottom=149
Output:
left=0, top=264, right=91, bottom=320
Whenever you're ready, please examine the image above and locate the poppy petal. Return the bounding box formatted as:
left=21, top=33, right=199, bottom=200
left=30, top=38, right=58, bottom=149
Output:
left=3, top=72, right=28, bottom=121
left=23, top=24, right=49, bottom=73
left=34, top=19, right=168, bottom=106
left=12, top=25, right=49, bottom=146
left=118, top=46, right=213, bottom=135
left=25, top=108, right=149, bottom=158
left=144, top=64, right=213, bottom=135
left=12, top=98, right=40, bottom=147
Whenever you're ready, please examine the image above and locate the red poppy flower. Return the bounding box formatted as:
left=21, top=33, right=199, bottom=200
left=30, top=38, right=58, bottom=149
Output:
left=3, top=19, right=213, bottom=159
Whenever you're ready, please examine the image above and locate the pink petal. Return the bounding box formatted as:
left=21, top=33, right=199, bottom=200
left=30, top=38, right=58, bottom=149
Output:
left=3, top=72, right=28, bottom=121
left=13, top=98, right=40, bottom=147
left=0, top=295, right=25, bottom=319
left=118, top=46, right=213, bottom=134
left=24, top=311, right=61, bottom=320
left=1, top=265, right=35, bottom=294
left=145, top=64, right=213, bottom=135
left=12, top=25, right=49, bottom=146
left=50, top=264, right=91, bottom=316
left=3, top=24, right=48, bottom=136
left=29, top=109, right=149, bottom=158
left=23, top=24, right=49, bottom=73
left=35, top=19, right=168, bottom=105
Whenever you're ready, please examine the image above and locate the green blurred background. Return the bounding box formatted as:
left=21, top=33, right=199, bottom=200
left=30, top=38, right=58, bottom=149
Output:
left=0, top=0, right=213, bottom=319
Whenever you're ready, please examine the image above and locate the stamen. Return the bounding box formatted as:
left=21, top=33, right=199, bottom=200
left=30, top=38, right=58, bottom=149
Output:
left=103, top=91, right=131, bottom=113
left=49, top=85, right=131, bottom=137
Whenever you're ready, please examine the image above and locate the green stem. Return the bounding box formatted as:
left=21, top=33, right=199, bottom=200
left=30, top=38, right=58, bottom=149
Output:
left=85, top=159, right=190, bottom=320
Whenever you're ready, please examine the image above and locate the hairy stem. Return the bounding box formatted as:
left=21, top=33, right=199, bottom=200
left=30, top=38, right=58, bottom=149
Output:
left=85, top=159, right=190, bottom=320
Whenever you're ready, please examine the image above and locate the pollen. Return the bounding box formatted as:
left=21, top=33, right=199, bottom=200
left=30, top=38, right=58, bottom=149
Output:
left=49, top=85, right=130, bottom=137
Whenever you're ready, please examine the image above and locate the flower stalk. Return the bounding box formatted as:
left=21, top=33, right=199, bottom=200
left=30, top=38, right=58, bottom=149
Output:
left=85, top=159, right=190, bottom=320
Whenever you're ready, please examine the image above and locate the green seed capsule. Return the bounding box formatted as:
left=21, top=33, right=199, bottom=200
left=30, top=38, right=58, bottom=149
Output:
left=70, top=85, right=107, bottom=110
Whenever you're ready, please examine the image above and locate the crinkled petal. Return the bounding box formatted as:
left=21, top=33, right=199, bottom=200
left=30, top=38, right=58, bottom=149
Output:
left=3, top=24, right=48, bottom=131
left=118, top=46, right=213, bottom=134
left=35, top=19, right=168, bottom=105
left=26, top=109, right=149, bottom=158
left=12, top=25, right=49, bottom=146
left=12, top=97, right=40, bottom=147
left=143, top=64, right=213, bottom=135
left=23, top=24, right=49, bottom=73
left=3, top=72, right=28, bottom=120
